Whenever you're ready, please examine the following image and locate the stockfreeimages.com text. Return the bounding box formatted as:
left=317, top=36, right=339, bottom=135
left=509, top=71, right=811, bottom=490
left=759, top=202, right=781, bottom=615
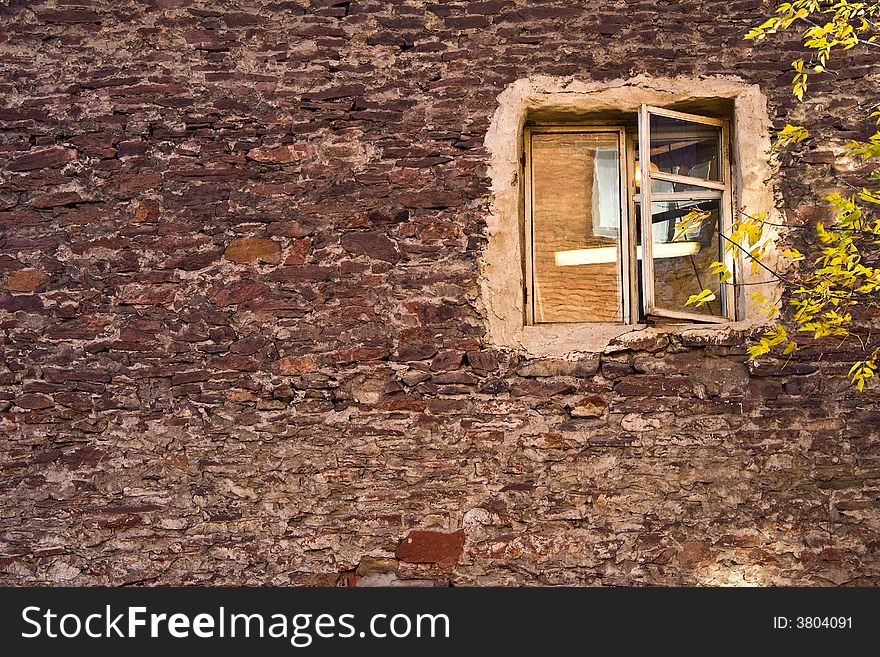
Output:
left=21, top=605, right=450, bottom=647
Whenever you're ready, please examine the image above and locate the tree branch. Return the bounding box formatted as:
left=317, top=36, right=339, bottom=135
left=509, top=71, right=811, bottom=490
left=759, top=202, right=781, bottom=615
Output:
left=716, top=231, right=792, bottom=283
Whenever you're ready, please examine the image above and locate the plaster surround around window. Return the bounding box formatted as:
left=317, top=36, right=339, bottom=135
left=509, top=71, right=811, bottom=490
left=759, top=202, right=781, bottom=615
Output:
left=479, top=75, right=783, bottom=357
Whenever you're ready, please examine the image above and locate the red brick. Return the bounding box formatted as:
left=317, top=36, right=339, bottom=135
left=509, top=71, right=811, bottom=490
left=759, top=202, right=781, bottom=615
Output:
left=396, top=530, right=465, bottom=567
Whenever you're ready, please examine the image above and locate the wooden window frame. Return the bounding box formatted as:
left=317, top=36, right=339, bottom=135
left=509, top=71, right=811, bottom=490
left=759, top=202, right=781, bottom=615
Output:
left=637, top=104, right=735, bottom=324
left=523, top=125, right=630, bottom=325
left=523, top=105, right=735, bottom=327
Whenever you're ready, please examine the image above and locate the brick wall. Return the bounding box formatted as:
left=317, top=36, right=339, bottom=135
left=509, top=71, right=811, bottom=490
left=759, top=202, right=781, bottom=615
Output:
left=1, top=0, right=878, bottom=586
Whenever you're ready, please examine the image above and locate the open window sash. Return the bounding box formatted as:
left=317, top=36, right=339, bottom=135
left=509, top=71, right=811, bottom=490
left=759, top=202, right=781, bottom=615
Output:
left=637, top=104, right=735, bottom=323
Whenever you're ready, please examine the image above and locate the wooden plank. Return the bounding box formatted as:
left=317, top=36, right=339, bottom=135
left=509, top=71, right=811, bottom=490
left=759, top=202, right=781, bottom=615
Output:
left=649, top=307, right=730, bottom=323
left=720, top=117, right=736, bottom=320
left=633, top=191, right=723, bottom=202
left=638, top=104, right=655, bottom=315
left=527, top=125, right=631, bottom=134
left=649, top=170, right=726, bottom=191
left=644, top=105, right=726, bottom=127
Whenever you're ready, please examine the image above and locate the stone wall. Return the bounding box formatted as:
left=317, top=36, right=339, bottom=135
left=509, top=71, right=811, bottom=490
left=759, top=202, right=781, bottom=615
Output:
left=1, top=0, right=878, bottom=586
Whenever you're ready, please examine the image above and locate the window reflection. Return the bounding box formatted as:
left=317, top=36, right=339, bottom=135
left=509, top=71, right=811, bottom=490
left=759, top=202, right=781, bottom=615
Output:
left=531, top=132, right=623, bottom=323
left=649, top=115, right=721, bottom=182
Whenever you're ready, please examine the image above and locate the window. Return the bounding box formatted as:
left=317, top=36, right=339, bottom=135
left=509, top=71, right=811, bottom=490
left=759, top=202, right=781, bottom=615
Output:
left=524, top=105, right=735, bottom=326
left=481, top=76, right=779, bottom=357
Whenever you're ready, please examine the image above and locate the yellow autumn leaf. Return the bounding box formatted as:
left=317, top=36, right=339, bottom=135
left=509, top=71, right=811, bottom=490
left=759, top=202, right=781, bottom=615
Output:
left=684, top=290, right=717, bottom=308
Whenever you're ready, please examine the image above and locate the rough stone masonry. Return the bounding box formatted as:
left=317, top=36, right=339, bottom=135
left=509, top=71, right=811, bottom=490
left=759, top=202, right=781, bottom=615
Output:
left=1, top=1, right=879, bottom=586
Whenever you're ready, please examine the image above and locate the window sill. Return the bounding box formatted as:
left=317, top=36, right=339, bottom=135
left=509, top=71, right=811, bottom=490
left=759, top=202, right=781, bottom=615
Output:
left=509, top=319, right=769, bottom=357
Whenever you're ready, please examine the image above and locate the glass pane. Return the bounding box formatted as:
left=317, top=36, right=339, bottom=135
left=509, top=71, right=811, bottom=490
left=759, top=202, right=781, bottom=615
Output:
left=650, top=199, right=723, bottom=317
left=530, top=132, right=623, bottom=323
left=649, top=115, right=721, bottom=182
